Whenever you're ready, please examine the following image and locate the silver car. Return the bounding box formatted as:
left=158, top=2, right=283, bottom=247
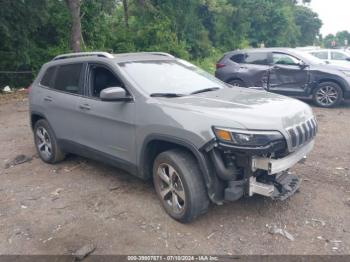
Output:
left=309, top=49, right=350, bottom=68
left=29, top=52, right=317, bottom=222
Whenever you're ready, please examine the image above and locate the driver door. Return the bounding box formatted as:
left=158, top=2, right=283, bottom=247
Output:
left=268, top=52, right=309, bottom=96
left=75, top=63, right=137, bottom=165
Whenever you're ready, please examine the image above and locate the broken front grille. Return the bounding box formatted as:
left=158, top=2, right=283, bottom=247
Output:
left=287, top=118, right=317, bottom=148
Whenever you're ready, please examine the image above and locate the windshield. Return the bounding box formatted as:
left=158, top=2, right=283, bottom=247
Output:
left=292, top=50, right=326, bottom=65
left=119, top=60, right=226, bottom=95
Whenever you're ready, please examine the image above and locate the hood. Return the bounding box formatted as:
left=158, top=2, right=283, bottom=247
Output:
left=158, top=87, right=314, bottom=130
left=327, top=61, right=350, bottom=69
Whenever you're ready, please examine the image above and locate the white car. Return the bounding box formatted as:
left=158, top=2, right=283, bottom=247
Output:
left=308, top=49, right=350, bottom=68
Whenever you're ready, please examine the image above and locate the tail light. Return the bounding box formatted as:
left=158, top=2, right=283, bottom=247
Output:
left=216, top=63, right=226, bottom=69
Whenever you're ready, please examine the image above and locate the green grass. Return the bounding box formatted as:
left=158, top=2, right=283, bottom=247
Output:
left=191, top=52, right=222, bottom=74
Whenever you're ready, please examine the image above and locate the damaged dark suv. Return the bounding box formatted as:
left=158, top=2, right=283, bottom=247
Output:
left=29, top=52, right=317, bottom=223
left=215, top=48, right=350, bottom=107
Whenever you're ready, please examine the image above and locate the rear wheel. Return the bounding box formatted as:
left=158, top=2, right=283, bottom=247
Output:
left=228, top=79, right=245, bottom=87
left=313, top=82, right=343, bottom=108
left=34, top=119, right=66, bottom=164
left=153, top=149, right=209, bottom=223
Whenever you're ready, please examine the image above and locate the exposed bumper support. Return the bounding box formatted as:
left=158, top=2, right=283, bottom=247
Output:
left=251, top=140, right=314, bottom=175
left=249, top=176, right=275, bottom=197
left=249, top=172, right=301, bottom=200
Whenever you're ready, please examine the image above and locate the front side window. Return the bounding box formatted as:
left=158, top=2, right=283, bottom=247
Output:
left=244, top=52, right=269, bottom=65
left=53, top=63, right=82, bottom=94
left=272, top=53, right=301, bottom=66
left=40, top=66, right=56, bottom=87
left=311, top=51, right=328, bottom=60
left=331, top=51, right=348, bottom=61
left=119, top=60, right=226, bottom=95
left=89, top=65, right=123, bottom=98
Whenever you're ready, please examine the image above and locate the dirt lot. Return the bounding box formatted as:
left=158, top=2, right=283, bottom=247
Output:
left=0, top=92, right=349, bottom=255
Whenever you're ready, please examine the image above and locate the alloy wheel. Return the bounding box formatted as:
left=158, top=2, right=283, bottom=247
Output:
left=316, top=85, right=339, bottom=106
left=36, top=126, right=52, bottom=160
left=156, top=163, right=186, bottom=214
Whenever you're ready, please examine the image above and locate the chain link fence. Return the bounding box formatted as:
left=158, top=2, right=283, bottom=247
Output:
left=0, top=71, right=34, bottom=89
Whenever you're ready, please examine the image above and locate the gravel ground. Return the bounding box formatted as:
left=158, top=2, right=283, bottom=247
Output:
left=0, top=93, right=349, bottom=255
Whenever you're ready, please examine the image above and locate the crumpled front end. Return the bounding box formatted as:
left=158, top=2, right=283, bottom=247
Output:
left=202, top=117, right=317, bottom=202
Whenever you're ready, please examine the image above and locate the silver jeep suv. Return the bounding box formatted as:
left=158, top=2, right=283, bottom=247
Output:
left=29, top=52, right=317, bottom=223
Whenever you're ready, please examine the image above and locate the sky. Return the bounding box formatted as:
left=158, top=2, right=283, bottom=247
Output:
left=308, top=0, right=350, bottom=36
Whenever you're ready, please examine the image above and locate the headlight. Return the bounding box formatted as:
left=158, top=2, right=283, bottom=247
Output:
left=341, top=70, right=350, bottom=77
left=213, top=127, right=284, bottom=147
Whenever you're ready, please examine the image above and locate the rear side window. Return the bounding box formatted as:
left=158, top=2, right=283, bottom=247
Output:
left=331, top=51, right=348, bottom=60
left=230, top=54, right=245, bottom=63
left=244, top=52, right=269, bottom=65
left=311, top=51, right=328, bottom=60
left=53, top=63, right=83, bottom=94
left=40, top=67, right=56, bottom=87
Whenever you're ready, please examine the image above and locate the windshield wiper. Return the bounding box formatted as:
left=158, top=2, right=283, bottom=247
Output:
left=150, top=93, right=185, bottom=98
left=190, top=87, right=220, bottom=95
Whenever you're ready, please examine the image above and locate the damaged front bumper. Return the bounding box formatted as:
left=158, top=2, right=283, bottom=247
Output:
left=211, top=140, right=315, bottom=202
left=251, top=141, right=314, bottom=175
left=248, top=141, right=314, bottom=200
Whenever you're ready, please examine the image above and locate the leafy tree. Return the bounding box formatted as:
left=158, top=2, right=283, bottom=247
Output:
left=323, top=34, right=336, bottom=48
left=336, top=31, right=350, bottom=47
left=294, top=5, right=322, bottom=46
left=323, top=31, right=350, bottom=48
left=1, top=0, right=331, bottom=88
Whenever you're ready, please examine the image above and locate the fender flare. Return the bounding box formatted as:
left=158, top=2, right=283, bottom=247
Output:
left=30, top=111, right=48, bottom=130
left=139, top=134, right=223, bottom=204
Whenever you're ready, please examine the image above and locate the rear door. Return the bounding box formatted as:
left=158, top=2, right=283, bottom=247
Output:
left=39, top=63, right=85, bottom=142
left=233, top=52, right=270, bottom=88
left=268, top=52, right=309, bottom=96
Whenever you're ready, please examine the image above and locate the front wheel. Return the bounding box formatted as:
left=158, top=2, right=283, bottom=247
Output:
left=313, top=82, right=343, bottom=108
left=153, top=149, right=209, bottom=223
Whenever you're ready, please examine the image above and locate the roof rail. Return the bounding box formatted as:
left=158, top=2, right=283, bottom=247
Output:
left=146, top=52, right=175, bottom=58
left=53, top=52, right=114, bottom=61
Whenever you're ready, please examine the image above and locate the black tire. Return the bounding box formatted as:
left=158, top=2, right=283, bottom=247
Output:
left=228, top=79, right=245, bottom=87
left=153, top=149, right=209, bottom=223
left=33, top=119, right=66, bottom=164
left=313, top=82, right=343, bottom=108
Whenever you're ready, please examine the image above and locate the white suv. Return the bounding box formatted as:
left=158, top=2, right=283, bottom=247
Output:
left=308, top=49, right=350, bottom=68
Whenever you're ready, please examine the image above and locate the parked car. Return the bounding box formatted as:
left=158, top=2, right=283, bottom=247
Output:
left=308, top=48, right=350, bottom=68
left=215, top=48, right=350, bottom=107
left=29, top=52, right=317, bottom=222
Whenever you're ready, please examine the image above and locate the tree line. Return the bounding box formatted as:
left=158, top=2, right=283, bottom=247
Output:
left=0, top=0, right=329, bottom=87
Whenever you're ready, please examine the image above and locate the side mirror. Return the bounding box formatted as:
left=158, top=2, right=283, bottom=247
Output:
left=298, top=61, right=308, bottom=69
left=100, top=87, right=133, bottom=102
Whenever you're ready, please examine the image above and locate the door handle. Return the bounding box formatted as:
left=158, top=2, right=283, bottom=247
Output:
left=43, top=96, right=53, bottom=102
left=79, top=104, right=91, bottom=111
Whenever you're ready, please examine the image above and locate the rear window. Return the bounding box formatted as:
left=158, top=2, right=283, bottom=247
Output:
left=53, top=63, right=83, bottom=94
left=311, top=51, right=328, bottom=60
left=40, top=66, right=56, bottom=87
left=231, top=52, right=269, bottom=65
